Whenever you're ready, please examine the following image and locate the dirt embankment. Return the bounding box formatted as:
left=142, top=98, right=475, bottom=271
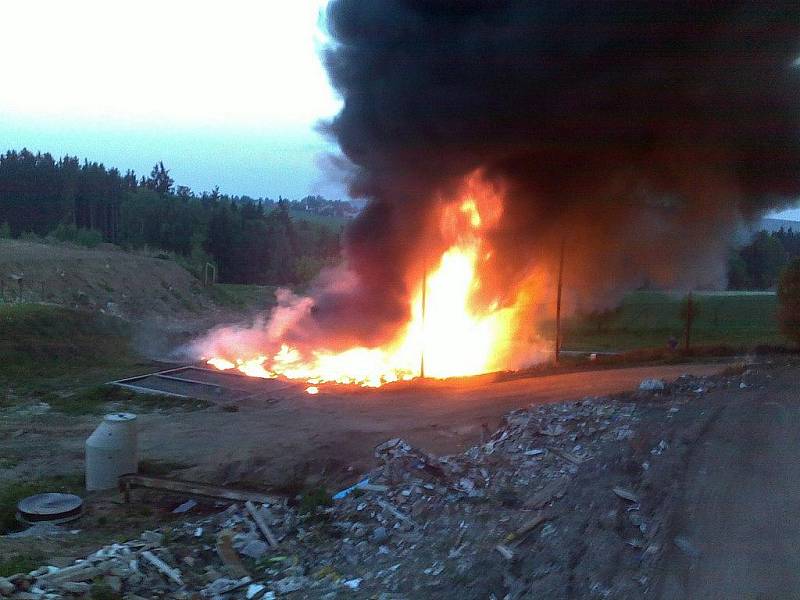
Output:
left=0, top=239, right=220, bottom=321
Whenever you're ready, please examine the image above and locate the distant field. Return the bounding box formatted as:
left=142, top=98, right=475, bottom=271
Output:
left=289, top=209, right=350, bottom=231
left=561, top=291, right=783, bottom=352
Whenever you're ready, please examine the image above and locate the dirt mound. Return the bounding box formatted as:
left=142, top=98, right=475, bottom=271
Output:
left=0, top=239, right=217, bottom=321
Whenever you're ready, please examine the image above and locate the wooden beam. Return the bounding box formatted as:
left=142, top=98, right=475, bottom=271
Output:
left=119, top=474, right=281, bottom=506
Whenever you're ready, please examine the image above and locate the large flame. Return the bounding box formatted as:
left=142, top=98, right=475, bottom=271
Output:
left=205, top=178, right=543, bottom=389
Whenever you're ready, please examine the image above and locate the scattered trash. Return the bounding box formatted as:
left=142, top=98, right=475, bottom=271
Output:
left=612, top=487, right=640, bottom=503
left=526, top=477, right=568, bottom=509
left=639, top=378, right=666, bottom=391
left=505, top=512, right=551, bottom=543
left=141, top=550, right=183, bottom=585
left=332, top=477, right=374, bottom=500
left=245, top=583, right=268, bottom=599
left=172, top=498, right=198, bottom=514
left=374, top=438, right=412, bottom=459
left=495, top=544, right=515, bottom=561
left=245, top=500, right=279, bottom=547
left=371, top=526, right=389, bottom=544
left=343, top=577, right=363, bottom=590
left=3, top=370, right=737, bottom=598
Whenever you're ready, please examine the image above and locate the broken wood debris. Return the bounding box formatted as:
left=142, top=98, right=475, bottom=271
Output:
left=525, top=477, right=569, bottom=509
left=495, top=544, right=515, bottom=561
left=141, top=551, right=183, bottom=586
left=375, top=498, right=414, bottom=525
left=612, top=486, right=640, bottom=503
left=245, top=500, right=279, bottom=547
left=37, top=561, right=114, bottom=585
left=119, top=473, right=280, bottom=505
left=505, top=512, right=552, bottom=544
left=548, top=446, right=587, bottom=464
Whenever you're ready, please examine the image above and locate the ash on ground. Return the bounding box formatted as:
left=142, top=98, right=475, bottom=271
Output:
left=0, top=367, right=762, bottom=599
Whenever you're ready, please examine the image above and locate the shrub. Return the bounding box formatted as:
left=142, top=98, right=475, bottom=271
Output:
left=49, top=223, right=103, bottom=248
left=777, top=258, right=800, bottom=345
left=76, top=228, right=103, bottom=247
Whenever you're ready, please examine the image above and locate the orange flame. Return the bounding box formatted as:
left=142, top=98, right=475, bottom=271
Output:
left=206, top=176, right=543, bottom=390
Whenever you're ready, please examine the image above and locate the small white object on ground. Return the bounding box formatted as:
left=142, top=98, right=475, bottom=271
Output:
left=639, top=378, right=666, bottom=391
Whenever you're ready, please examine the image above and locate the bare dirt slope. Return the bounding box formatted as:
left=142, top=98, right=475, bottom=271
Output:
left=0, top=238, right=217, bottom=320
left=657, top=364, right=800, bottom=599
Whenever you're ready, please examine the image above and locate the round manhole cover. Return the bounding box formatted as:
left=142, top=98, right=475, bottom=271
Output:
left=17, top=493, right=84, bottom=524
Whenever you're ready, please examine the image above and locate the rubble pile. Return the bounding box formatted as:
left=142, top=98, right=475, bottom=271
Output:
left=0, top=370, right=756, bottom=599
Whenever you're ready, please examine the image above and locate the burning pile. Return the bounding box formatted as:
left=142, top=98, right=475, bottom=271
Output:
left=198, top=1, right=800, bottom=388
left=202, top=177, right=547, bottom=388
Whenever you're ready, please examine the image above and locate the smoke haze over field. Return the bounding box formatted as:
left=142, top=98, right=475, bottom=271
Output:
left=306, top=0, right=800, bottom=343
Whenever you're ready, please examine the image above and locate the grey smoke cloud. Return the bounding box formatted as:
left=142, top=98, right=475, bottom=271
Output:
left=307, top=0, right=800, bottom=344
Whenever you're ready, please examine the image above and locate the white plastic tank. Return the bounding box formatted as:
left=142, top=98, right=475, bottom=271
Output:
left=85, top=412, right=138, bottom=490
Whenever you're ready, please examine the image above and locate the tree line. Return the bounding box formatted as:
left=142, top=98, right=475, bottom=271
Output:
left=728, top=228, right=800, bottom=290
left=2, top=148, right=799, bottom=290
left=0, top=149, right=344, bottom=285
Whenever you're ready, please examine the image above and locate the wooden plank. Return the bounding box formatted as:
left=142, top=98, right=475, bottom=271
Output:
left=141, top=551, right=183, bottom=586
left=119, top=474, right=281, bottom=506
left=245, top=500, right=279, bottom=547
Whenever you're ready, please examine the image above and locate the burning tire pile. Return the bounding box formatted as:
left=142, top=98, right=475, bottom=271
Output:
left=0, top=367, right=764, bottom=599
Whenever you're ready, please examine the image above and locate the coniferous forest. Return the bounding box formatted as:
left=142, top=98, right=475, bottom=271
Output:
left=0, top=149, right=346, bottom=285
left=1, top=148, right=799, bottom=289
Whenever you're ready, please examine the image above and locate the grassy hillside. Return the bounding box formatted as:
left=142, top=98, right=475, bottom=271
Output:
left=562, top=291, right=783, bottom=352
left=0, top=304, right=143, bottom=390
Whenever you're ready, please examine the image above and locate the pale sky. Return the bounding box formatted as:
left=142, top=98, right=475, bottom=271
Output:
left=0, top=1, right=799, bottom=218
left=0, top=0, right=343, bottom=198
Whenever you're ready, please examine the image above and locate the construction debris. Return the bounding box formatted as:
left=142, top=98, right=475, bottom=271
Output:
left=0, top=371, right=747, bottom=599
left=141, top=550, right=183, bottom=586
left=245, top=500, right=279, bottom=547
left=639, top=378, right=666, bottom=391
left=612, top=487, right=641, bottom=503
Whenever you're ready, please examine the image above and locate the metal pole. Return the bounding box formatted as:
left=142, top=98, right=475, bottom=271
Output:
left=684, top=291, right=694, bottom=352
left=420, top=268, right=427, bottom=378
left=555, top=238, right=565, bottom=364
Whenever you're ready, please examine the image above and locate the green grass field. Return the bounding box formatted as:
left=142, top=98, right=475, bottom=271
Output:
left=0, top=303, right=154, bottom=401
left=0, top=304, right=134, bottom=379
left=561, top=291, right=784, bottom=352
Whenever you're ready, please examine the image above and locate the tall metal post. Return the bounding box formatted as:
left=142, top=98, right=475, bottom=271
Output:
left=420, top=269, right=427, bottom=378
left=555, top=238, right=565, bottom=364
left=684, top=291, right=694, bottom=352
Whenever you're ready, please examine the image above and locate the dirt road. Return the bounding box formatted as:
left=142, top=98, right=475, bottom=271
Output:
left=657, top=365, right=800, bottom=599
left=136, top=362, right=724, bottom=487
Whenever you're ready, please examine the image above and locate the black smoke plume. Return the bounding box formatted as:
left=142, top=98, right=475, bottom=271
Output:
left=306, top=0, right=800, bottom=344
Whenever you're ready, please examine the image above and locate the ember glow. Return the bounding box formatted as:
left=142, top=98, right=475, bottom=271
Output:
left=203, top=178, right=544, bottom=389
